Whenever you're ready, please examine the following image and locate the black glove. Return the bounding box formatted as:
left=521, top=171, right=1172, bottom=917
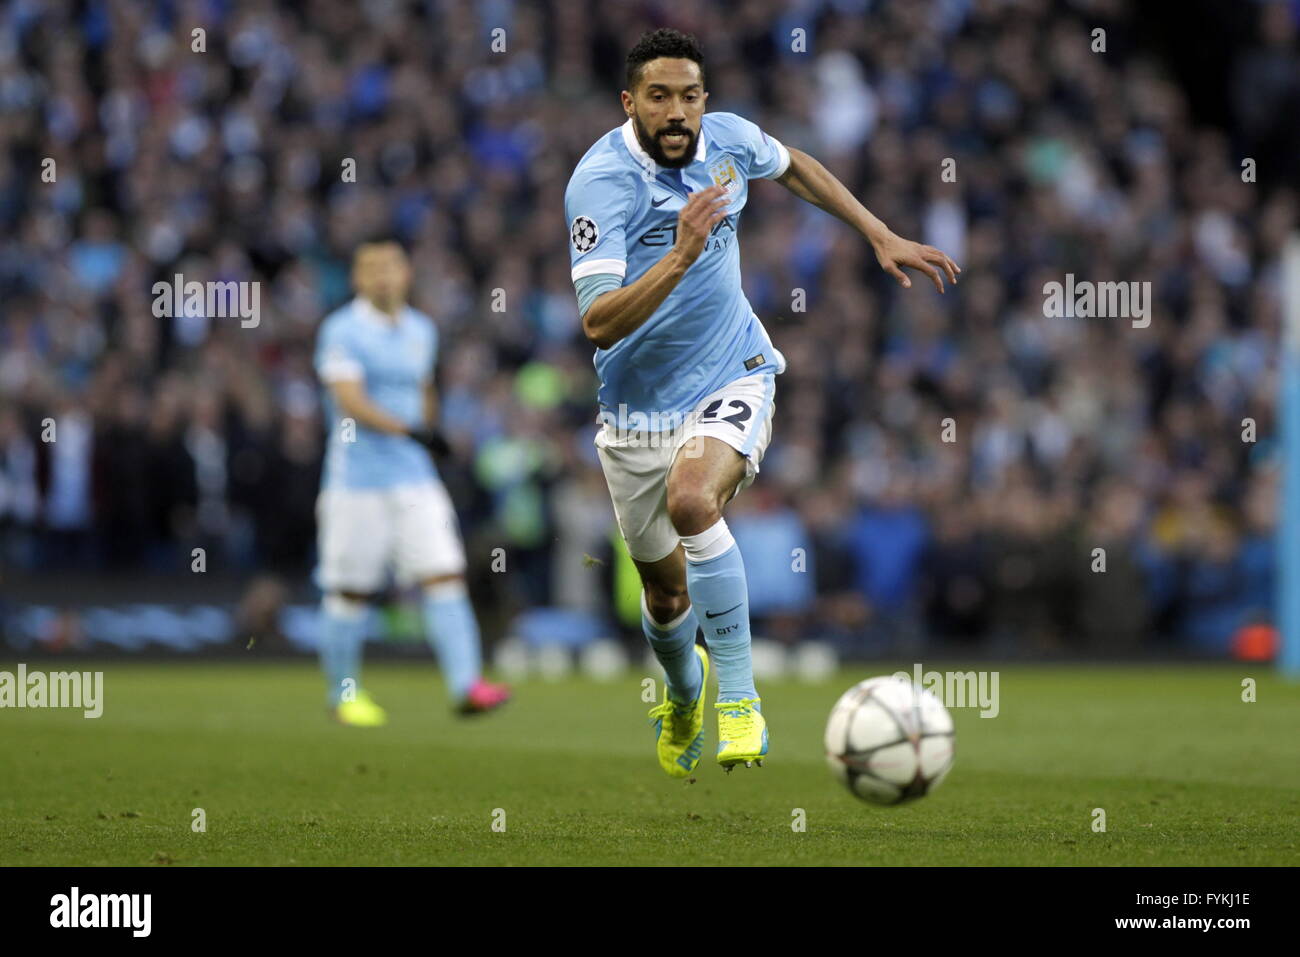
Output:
left=408, top=426, right=452, bottom=458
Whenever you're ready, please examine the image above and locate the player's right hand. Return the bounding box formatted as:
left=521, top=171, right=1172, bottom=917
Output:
left=673, top=185, right=730, bottom=265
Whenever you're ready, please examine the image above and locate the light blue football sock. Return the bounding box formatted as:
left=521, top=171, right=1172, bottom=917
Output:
left=320, top=594, right=369, bottom=707
left=641, top=591, right=703, bottom=705
left=682, top=519, right=758, bottom=703
left=422, top=581, right=482, bottom=701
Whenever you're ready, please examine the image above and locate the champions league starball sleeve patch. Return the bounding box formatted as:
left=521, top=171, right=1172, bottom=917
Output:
left=570, top=215, right=599, bottom=253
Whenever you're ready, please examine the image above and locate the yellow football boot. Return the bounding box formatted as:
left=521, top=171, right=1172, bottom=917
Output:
left=333, top=690, right=388, bottom=727
left=647, top=644, right=710, bottom=777
left=715, top=697, right=767, bottom=771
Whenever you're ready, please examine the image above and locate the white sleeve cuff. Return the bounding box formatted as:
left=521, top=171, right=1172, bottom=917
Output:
left=318, top=356, right=364, bottom=382
left=765, top=137, right=791, bottom=179
left=572, top=258, right=627, bottom=281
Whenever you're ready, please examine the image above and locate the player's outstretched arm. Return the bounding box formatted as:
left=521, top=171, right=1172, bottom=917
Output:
left=581, top=185, right=730, bottom=349
left=775, top=146, right=960, bottom=293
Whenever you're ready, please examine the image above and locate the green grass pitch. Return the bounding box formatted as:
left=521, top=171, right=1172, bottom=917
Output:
left=1, top=661, right=1297, bottom=866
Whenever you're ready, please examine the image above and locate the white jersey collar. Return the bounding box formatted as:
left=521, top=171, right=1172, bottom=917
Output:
left=353, top=296, right=404, bottom=327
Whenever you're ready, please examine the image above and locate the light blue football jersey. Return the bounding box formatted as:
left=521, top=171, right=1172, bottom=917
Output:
left=314, top=297, right=439, bottom=490
left=565, top=112, right=790, bottom=428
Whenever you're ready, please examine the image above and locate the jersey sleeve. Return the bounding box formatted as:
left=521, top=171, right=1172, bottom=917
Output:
left=717, top=112, right=791, bottom=181
left=315, top=319, right=364, bottom=384
left=565, top=165, right=630, bottom=283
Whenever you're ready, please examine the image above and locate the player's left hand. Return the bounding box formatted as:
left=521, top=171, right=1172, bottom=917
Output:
left=872, top=233, right=960, bottom=293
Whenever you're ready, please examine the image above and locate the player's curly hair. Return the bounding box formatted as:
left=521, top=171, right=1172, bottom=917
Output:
left=626, top=28, right=705, bottom=91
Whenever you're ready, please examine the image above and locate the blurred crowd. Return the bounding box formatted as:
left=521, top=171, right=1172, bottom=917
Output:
left=2, top=0, right=1298, bottom=656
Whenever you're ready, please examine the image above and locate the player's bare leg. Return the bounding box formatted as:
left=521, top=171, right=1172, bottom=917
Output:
left=632, top=433, right=749, bottom=634
left=635, top=545, right=689, bottom=624
left=419, top=571, right=510, bottom=716
left=665, top=434, right=747, bottom=536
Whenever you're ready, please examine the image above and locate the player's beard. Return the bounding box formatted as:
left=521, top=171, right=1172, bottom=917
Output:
left=632, top=113, right=697, bottom=169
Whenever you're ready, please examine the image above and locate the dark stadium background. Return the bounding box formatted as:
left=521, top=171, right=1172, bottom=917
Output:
left=1, top=0, right=1297, bottom=665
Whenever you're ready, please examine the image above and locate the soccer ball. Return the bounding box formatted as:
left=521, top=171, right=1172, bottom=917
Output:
left=824, top=676, right=955, bottom=805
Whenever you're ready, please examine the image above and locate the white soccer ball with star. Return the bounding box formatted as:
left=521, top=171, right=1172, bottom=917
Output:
left=824, top=676, right=955, bottom=805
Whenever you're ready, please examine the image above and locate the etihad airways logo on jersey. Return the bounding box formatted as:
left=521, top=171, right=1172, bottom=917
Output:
left=637, top=215, right=735, bottom=250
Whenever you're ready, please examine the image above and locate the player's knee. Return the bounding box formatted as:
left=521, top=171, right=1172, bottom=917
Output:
left=665, top=485, right=721, bottom=537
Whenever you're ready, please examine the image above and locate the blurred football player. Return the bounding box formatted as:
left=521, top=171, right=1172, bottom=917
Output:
left=313, top=240, right=510, bottom=725
left=566, top=30, right=959, bottom=775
